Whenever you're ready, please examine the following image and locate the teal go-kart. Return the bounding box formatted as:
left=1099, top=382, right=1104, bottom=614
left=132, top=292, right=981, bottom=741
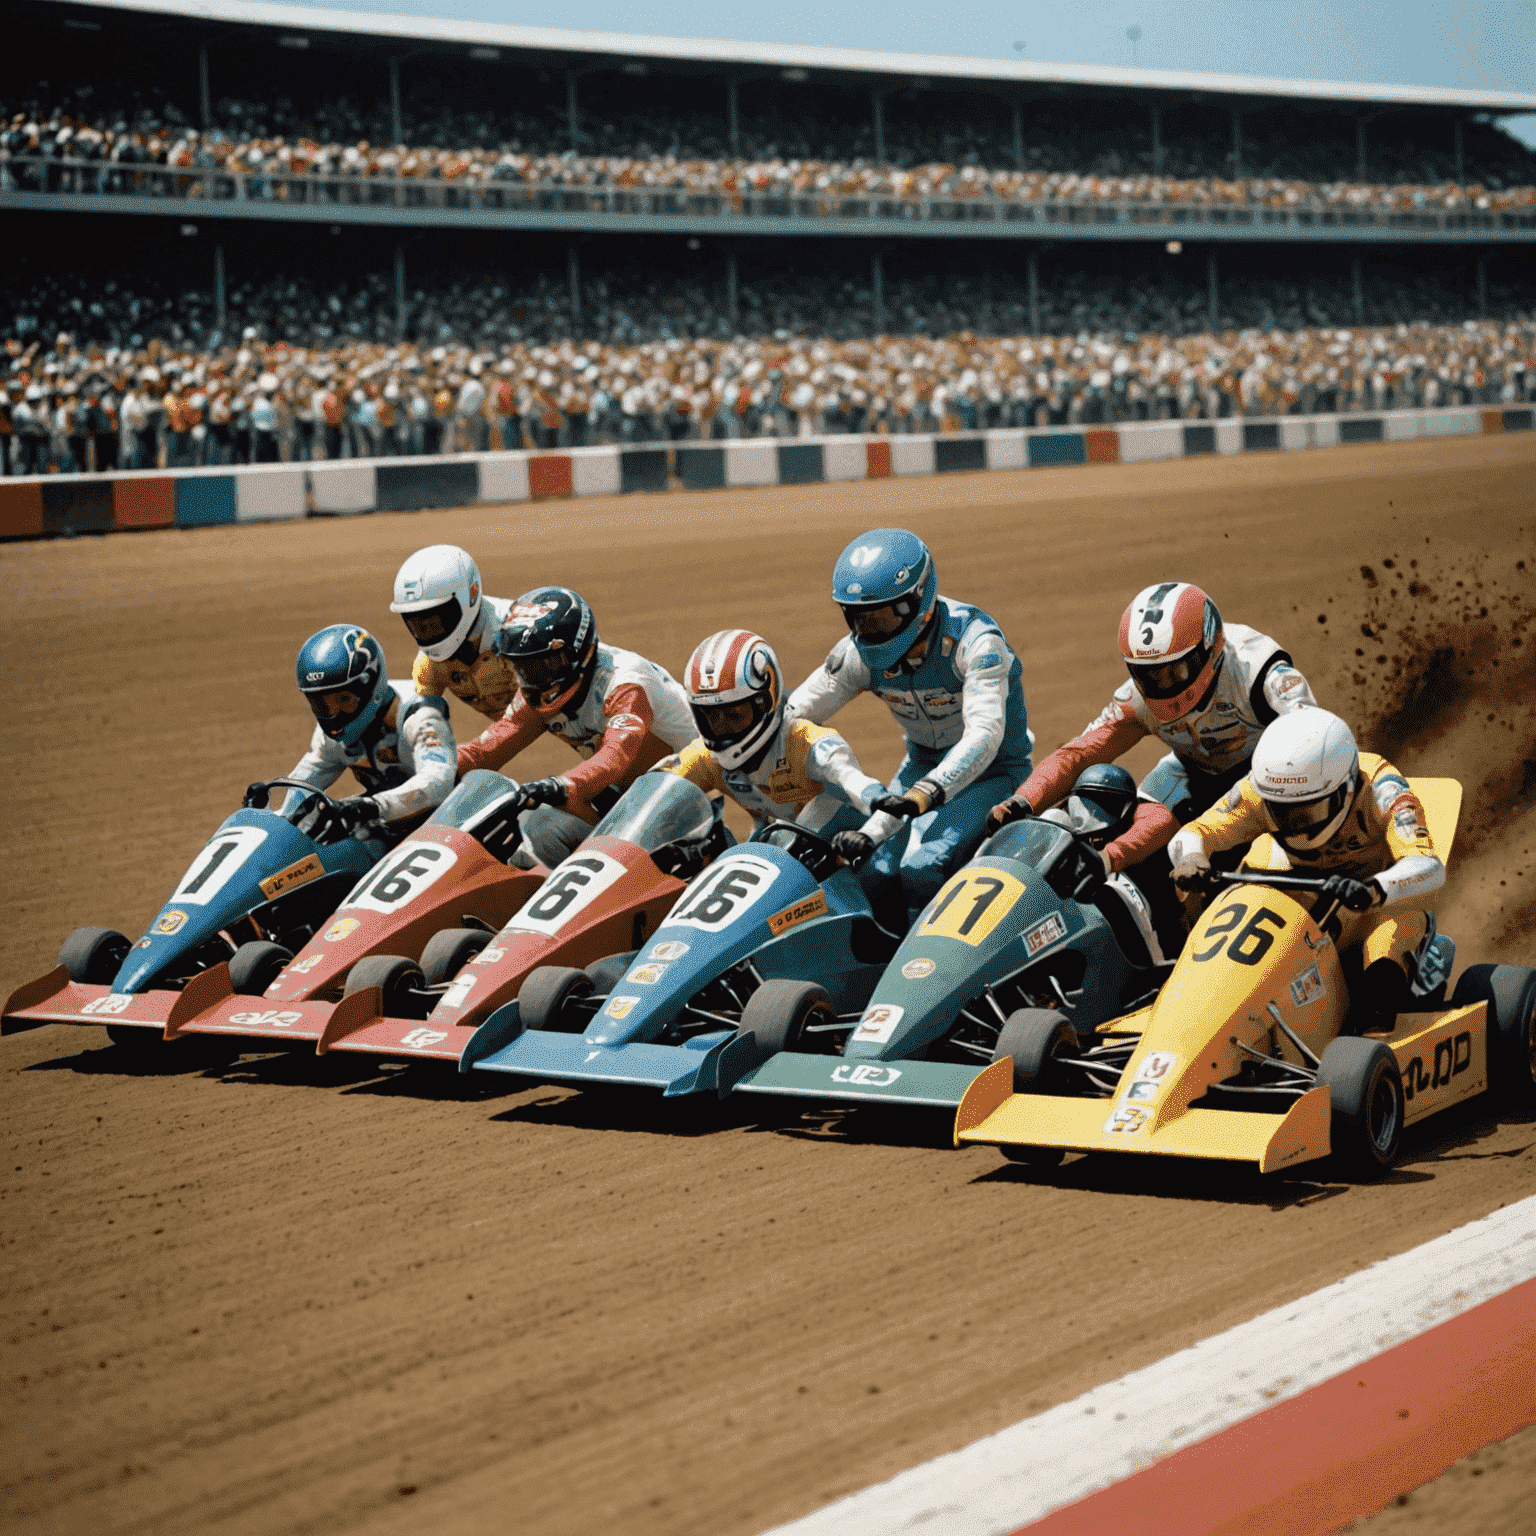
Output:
left=714, top=794, right=1170, bottom=1115
left=3, top=779, right=386, bottom=1049
left=462, top=821, right=901, bottom=1097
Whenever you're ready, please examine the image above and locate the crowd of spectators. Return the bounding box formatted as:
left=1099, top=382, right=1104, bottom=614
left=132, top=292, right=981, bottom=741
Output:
left=5, top=80, right=1534, bottom=223
left=5, top=292, right=1531, bottom=475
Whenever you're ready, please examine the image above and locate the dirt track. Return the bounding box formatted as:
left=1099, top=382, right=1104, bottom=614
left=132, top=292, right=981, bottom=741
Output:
left=3, top=435, right=1534, bottom=1535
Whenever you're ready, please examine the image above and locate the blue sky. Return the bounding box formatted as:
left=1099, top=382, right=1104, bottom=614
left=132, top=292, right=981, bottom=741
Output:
left=280, top=0, right=1536, bottom=142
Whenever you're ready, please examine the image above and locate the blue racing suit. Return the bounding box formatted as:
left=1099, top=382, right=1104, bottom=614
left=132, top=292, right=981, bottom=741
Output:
left=790, top=597, right=1033, bottom=925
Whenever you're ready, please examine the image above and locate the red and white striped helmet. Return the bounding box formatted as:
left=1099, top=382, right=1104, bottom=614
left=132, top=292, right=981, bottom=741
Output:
left=684, top=630, right=784, bottom=771
left=1117, top=582, right=1226, bottom=723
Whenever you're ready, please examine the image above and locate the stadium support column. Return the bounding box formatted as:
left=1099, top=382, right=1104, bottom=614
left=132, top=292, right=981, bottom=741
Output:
left=567, top=71, right=580, bottom=154
left=727, top=253, right=739, bottom=331
left=214, top=244, right=226, bottom=331
left=1207, top=250, right=1219, bottom=330
left=394, top=243, right=406, bottom=339
left=1012, top=101, right=1024, bottom=172
left=389, top=59, right=402, bottom=144
left=1356, top=117, right=1367, bottom=179
left=727, top=79, right=740, bottom=156
left=1230, top=108, right=1243, bottom=179
left=1352, top=255, right=1364, bottom=322
left=1027, top=248, right=1040, bottom=336
left=568, top=241, right=582, bottom=330
left=199, top=44, right=211, bottom=131
left=1150, top=104, right=1163, bottom=175
left=872, top=90, right=886, bottom=164
left=1454, top=117, right=1464, bottom=181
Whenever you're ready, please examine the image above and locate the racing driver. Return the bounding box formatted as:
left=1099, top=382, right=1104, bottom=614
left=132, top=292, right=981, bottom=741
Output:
left=455, top=587, right=696, bottom=866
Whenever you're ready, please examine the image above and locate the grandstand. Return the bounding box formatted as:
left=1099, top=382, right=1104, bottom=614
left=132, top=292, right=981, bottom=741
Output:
left=3, top=0, right=1534, bottom=471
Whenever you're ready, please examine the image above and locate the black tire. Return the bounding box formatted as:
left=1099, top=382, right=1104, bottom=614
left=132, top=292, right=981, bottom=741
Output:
left=518, top=966, right=594, bottom=1032
left=992, top=1008, right=1079, bottom=1095
left=1453, top=964, right=1536, bottom=1107
left=735, top=980, right=836, bottom=1063
left=420, top=928, right=491, bottom=989
left=1319, top=1035, right=1404, bottom=1175
left=57, top=926, right=131, bottom=985
left=584, top=951, right=639, bottom=994
left=343, top=955, right=429, bottom=1019
left=227, top=940, right=293, bottom=996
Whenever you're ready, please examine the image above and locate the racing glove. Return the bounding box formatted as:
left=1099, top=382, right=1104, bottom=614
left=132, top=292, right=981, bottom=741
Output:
left=832, top=830, right=876, bottom=869
left=242, top=781, right=271, bottom=810
left=519, top=777, right=569, bottom=812
left=1167, top=830, right=1212, bottom=894
left=871, top=779, right=944, bottom=820
left=1322, top=875, right=1383, bottom=912
left=985, top=794, right=1034, bottom=835
left=331, top=796, right=384, bottom=838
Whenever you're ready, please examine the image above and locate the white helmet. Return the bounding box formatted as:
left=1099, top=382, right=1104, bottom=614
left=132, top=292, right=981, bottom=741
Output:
left=390, top=545, right=483, bottom=663
left=1251, top=709, right=1359, bottom=852
left=684, top=630, right=784, bottom=772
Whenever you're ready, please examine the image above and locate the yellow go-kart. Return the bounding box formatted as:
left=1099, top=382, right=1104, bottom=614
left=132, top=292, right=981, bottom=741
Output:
left=954, top=780, right=1536, bottom=1176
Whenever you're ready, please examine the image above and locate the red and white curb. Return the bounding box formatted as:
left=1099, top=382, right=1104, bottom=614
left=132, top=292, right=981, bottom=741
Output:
left=766, top=1194, right=1536, bottom=1536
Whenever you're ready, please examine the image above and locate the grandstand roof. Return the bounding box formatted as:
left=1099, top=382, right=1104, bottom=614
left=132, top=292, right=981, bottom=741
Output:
left=41, top=0, right=1536, bottom=116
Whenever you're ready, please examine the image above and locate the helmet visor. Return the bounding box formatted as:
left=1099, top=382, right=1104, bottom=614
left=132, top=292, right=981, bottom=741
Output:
left=694, top=699, right=756, bottom=741
left=510, top=651, right=574, bottom=697
left=1127, top=653, right=1203, bottom=701
left=1269, top=784, right=1351, bottom=845
left=401, top=596, right=463, bottom=647
left=840, top=596, right=917, bottom=641
left=305, top=684, right=367, bottom=733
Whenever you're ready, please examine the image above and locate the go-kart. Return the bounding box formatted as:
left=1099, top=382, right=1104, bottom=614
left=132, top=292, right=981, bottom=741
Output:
left=157, top=771, right=550, bottom=1051
left=2, top=778, right=386, bottom=1050
left=715, top=804, right=1168, bottom=1112
left=955, top=778, right=1536, bottom=1175
left=463, top=820, right=901, bottom=1097
left=309, top=770, right=734, bottom=1065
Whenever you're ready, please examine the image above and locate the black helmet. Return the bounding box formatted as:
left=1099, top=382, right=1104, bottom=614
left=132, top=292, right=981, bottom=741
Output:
left=1068, top=764, right=1138, bottom=844
left=493, top=587, right=598, bottom=718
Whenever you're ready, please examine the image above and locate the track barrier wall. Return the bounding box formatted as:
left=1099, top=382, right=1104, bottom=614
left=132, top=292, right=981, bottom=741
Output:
left=2, top=404, right=1530, bottom=541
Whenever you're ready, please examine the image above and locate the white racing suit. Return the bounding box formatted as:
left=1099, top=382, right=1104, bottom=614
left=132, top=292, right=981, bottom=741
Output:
left=283, top=682, right=457, bottom=837
left=411, top=594, right=520, bottom=721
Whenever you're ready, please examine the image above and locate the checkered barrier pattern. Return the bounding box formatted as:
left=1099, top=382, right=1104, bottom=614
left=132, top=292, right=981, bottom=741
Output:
left=2, top=404, right=1530, bottom=540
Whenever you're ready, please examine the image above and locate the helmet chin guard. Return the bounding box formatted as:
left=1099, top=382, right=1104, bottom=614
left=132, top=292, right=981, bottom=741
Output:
left=832, top=528, right=939, bottom=673
left=1251, top=709, right=1360, bottom=852
left=685, top=629, right=784, bottom=771
left=391, top=544, right=484, bottom=663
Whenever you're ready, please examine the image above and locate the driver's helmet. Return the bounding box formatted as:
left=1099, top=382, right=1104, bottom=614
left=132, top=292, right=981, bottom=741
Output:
left=1251, top=709, right=1359, bottom=853
left=684, top=629, right=784, bottom=772
left=1118, top=582, right=1225, bottom=723
left=493, top=586, right=598, bottom=720
left=832, top=528, right=939, bottom=672
left=1065, top=763, right=1138, bottom=846
left=390, top=544, right=483, bottom=663
left=295, top=625, right=391, bottom=748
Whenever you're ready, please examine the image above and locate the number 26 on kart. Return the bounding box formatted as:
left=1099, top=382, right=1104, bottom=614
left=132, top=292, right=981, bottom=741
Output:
left=1191, top=902, right=1287, bottom=966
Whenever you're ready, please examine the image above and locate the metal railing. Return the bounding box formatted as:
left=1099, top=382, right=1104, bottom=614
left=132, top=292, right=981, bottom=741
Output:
left=5, top=153, right=1535, bottom=234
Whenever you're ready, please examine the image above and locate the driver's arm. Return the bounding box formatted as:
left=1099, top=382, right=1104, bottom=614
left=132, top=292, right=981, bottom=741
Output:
left=1166, top=779, right=1271, bottom=879
left=1101, top=800, right=1180, bottom=873
left=278, top=727, right=345, bottom=814
left=668, top=738, right=727, bottom=795
left=1370, top=767, right=1445, bottom=906
left=911, top=627, right=1018, bottom=806
left=455, top=694, right=543, bottom=776
left=1010, top=687, right=1149, bottom=814
left=557, top=685, right=658, bottom=816
left=372, top=701, right=457, bottom=824
left=786, top=637, right=867, bottom=725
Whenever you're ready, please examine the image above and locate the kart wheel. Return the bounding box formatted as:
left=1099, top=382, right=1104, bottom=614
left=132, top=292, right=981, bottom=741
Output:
left=227, top=941, right=293, bottom=996
left=736, top=980, right=836, bottom=1062
left=1453, top=964, right=1536, bottom=1107
left=420, top=928, right=491, bottom=988
left=518, top=967, right=594, bottom=1032
left=1319, top=1036, right=1403, bottom=1175
left=57, top=926, right=131, bottom=985
left=584, top=951, right=639, bottom=995
left=344, top=955, right=429, bottom=1019
left=993, top=1009, right=1079, bottom=1095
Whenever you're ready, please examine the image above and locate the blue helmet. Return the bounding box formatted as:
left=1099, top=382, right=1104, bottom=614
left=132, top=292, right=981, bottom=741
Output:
left=832, top=528, right=939, bottom=672
left=295, top=624, right=391, bottom=748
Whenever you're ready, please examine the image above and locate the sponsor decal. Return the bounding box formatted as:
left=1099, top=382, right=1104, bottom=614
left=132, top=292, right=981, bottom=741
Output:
left=1119, top=1051, right=1178, bottom=1107
left=608, top=712, right=645, bottom=734
left=650, top=940, right=689, bottom=961
left=767, top=889, right=829, bottom=937
left=324, top=917, right=361, bottom=943
left=831, top=1064, right=903, bottom=1086
left=400, top=1027, right=450, bottom=1050
left=853, top=1004, right=904, bottom=1044
left=1104, top=1104, right=1150, bottom=1136
left=472, top=946, right=505, bottom=965
left=1022, top=912, right=1068, bottom=957
left=259, top=853, right=323, bottom=901
left=1288, top=964, right=1326, bottom=1008
left=81, top=994, right=133, bottom=1016
left=1402, top=1031, right=1473, bottom=1102
left=901, top=957, right=937, bottom=980
left=154, top=909, right=188, bottom=936
left=508, top=600, right=558, bottom=626
left=228, top=1009, right=303, bottom=1028
left=1124, top=1079, right=1161, bottom=1102
left=974, top=651, right=1002, bottom=669
left=289, top=955, right=323, bottom=975
left=605, top=995, right=640, bottom=1020
left=440, top=975, right=476, bottom=1009
left=629, top=962, right=667, bottom=985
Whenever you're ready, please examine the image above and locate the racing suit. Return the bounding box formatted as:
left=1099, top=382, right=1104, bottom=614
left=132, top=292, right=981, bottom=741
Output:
left=411, top=593, right=520, bottom=720
left=1010, top=625, right=1316, bottom=872
left=669, top=717, right=889, bottom=836
left=791, top=597, right=1033, bottom=924
left=284, top=683, right=457, bottom=837
left=456, top=643, right=696, bottom=865
left=1169, top=752, right=1444, bottom=1021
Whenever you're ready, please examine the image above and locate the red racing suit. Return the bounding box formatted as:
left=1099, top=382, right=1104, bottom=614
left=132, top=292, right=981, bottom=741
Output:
left=1010, top=624, right=1316, bottom=872
left=456, top=642, right=696, bottom=825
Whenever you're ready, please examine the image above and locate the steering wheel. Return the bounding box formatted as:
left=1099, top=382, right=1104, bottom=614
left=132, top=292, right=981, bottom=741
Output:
left=243, top=776, right=339, bottom=810
left=751, top=820, right=843, bottom=883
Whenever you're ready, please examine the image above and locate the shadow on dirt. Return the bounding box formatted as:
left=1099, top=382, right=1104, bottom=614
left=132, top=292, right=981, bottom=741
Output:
left=24, top=1038, right=244, bottom=1078
left=756, top=1102, right=962, bottom=1151
left=488, top=1084, right=777, bottom=1138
